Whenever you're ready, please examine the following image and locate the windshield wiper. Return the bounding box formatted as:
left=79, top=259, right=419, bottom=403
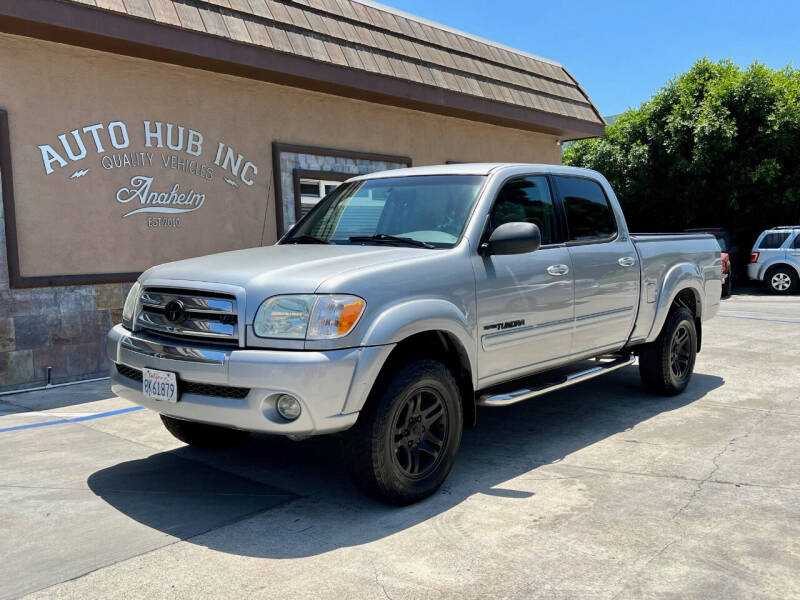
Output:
left=285, top=234, right=332, bottom=245
left=349, top=234, right=435, bottom=249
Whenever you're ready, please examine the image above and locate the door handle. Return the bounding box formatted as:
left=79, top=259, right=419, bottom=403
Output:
left=547, top=264, right=570, bottom=276
left=618, top=256, right=636, bottom=267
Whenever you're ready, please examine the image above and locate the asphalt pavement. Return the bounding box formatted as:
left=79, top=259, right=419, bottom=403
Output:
left=1, top=288, right=798, bottom=599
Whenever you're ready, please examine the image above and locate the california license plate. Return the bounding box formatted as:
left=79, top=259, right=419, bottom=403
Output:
left=142, top=368, right=179, bottom=403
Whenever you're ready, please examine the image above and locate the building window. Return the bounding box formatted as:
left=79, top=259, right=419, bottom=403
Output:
left=299, top=178, right=344, bottom=217
left=274, top=143, right=412, bottom=237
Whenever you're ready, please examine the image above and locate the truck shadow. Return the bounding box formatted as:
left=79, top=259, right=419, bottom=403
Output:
left=87, top=367, right=723, bottom=558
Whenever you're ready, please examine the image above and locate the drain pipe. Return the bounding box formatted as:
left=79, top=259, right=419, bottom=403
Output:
left=0, top=369, right=110, bottom=397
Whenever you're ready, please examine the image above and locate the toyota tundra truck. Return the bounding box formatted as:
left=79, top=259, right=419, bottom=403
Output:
left=107, top=164, right=722, bottom=504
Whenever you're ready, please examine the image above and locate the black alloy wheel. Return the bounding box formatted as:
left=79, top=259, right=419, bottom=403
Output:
left=343, top=359, right=463, bottom=505
left=391, top=388, right=449, bottom=479
left=669, top=324, right=692, bottom=380
left=639, top=306, right=697, bottom=396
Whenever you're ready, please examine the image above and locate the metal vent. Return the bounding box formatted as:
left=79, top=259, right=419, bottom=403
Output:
left=136, top=288, right=239, bottom=345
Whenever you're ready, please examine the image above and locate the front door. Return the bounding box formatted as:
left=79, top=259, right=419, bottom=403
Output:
left=474, top=175, right=574, bottom=386
left=553, top=175, right=640, bottom=355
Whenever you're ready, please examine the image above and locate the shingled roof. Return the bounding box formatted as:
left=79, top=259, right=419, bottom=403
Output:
left=0, top=0, right=606, bottom=139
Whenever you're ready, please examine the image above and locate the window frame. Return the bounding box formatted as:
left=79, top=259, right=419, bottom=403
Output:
left=298, top=178, right=347, bottom=217
left=758, top=231, right=791, bottom=250
left=481, top=173, right=566, bottom=248
left=291, top=169, right=352, bottom=224
left=551, top=174, right=620, bottom=246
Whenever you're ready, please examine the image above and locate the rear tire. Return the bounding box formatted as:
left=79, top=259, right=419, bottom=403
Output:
left=639, top=307, right=697, bottom=396
left=343, top=359, right=463, bottom=505
left=722, top=277, right=732, bottom=298
left=160, top=414, right=249, bottom=449
left=766, top=266, right=798, bottom=295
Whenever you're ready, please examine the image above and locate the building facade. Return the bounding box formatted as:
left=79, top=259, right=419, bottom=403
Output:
left=0, top=0, right=604, bottom=391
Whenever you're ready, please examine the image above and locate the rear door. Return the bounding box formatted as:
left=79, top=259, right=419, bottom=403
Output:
left=553, top=175, right=640, bottom=355
left=791, top=232, right=800, bottom=261
left=473, top=175, right=574, bottom=384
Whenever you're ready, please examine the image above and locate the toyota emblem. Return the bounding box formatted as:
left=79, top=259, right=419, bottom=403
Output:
left=164, top=299, right=187, bottom=324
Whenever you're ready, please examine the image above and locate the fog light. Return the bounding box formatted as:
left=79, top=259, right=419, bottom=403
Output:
left=276, top=394, right=302, bottom=421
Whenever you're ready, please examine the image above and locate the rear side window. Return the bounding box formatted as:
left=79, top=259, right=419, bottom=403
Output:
left=759, top=232, right=790, bottom=249
left=489, top=176, right=557, bottom=244
left=793, top=234, right=800, bottom=249
left=556, top=176, right=617, bottom=242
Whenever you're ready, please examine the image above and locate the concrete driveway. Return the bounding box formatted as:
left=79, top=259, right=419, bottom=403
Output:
left=1, top=290, right=798, bottom=599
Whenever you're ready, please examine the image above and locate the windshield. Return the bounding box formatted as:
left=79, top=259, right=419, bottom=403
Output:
left=282, top=175, right=486, bottom=248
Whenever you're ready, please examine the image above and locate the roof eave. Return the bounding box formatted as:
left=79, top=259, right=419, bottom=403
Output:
left=0, top=0, right=605, bottom=140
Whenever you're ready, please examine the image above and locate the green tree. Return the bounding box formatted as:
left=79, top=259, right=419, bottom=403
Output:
left=564, top=58, right=800, bottom=260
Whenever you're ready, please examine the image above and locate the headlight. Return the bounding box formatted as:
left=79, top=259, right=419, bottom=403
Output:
left=253, top=294, right=366, bottom=340
left=121, top=281, right=141, bottom=329
left=253, top=295, right=315, bottom=339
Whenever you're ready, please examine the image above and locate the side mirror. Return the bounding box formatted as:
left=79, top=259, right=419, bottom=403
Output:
left=482, top=222, right=541, bottom=256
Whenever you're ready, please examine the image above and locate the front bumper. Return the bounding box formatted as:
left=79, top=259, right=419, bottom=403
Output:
left=107, top=324, right=394, bottom=436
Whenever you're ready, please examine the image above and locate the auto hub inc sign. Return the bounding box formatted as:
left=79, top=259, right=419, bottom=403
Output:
left=37, top=119, right=259, bottom=224
left=3, top=108, right=270, bottom=284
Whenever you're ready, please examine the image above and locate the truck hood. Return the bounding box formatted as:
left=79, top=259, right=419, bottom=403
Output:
left=141, top=244, right=427, bottom=292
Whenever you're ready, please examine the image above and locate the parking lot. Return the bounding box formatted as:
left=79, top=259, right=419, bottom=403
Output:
left=1, top=289, right=798, bottom=599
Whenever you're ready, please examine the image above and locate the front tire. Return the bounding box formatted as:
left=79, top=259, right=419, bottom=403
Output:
left=639, top=307, right=697, bottom=396
left=160, top=414, right=249, bottom=449
left=766, top=266, right=798, bottom=295
left=343, top=359, right=463, bottom=505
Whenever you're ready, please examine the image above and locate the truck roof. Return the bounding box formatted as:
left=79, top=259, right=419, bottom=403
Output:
left=348, top=163, right=605, bottom=181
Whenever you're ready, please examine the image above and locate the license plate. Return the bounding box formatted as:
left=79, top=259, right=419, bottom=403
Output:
left=142, top=368, right=179, bottom=403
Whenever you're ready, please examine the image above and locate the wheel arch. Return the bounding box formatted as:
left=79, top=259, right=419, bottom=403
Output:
left=764, top=261, right=800, bottom=280
left=758, top=257, right=800, bottom=280
left=646, top=263, right=705, bottom=346
left=347, top=329, right=477, bottom=429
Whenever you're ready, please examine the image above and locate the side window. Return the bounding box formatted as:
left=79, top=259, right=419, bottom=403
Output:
left=759, top=232, right=790, bottom=249
left=556, top=176, right=617, bottom=242
left=489, top=176, right=556, bottom=245
left=794, top=234, right=800, bottom=249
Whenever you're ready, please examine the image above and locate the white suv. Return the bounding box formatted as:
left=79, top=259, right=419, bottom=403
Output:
left=748, top=227, right=800, bottom=294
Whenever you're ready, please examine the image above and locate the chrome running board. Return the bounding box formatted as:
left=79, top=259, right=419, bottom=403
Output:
left=478, top=354, right=636, bottom=407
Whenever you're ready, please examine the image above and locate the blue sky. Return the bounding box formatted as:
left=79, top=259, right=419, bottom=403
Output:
left=380, top=0, right=800, bottom=116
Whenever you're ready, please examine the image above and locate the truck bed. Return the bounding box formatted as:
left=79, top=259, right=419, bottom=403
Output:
left=627, top=232, right=722, bottom=344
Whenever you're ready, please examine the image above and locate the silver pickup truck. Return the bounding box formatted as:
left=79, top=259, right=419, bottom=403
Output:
left=107, top=164, right=721, bottom=504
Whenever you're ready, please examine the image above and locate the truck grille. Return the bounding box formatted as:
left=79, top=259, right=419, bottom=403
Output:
left=136, top=287, right=239, bottom=345
left=115, top=364, right=250, bottom=399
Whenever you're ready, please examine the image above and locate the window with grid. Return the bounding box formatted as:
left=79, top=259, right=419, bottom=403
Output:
left=299, top=179, right=343, bottom=217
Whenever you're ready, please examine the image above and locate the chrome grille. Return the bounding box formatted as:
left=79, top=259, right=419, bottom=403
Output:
left=137, top=288, right=239, bottom=345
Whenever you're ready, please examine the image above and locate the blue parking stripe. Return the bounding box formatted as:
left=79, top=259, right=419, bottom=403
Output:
left=718, top=315, right=800, bottom=325
left=0, top=406, right=144, bottom=433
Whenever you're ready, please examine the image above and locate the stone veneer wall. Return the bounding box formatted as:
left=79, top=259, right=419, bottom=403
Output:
left=0, top=169, right=133, bottom=392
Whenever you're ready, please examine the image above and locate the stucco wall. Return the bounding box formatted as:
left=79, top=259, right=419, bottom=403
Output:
left=0, top=32, right=561, bottom=391
left=0, top=169, right=133, bottom=390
